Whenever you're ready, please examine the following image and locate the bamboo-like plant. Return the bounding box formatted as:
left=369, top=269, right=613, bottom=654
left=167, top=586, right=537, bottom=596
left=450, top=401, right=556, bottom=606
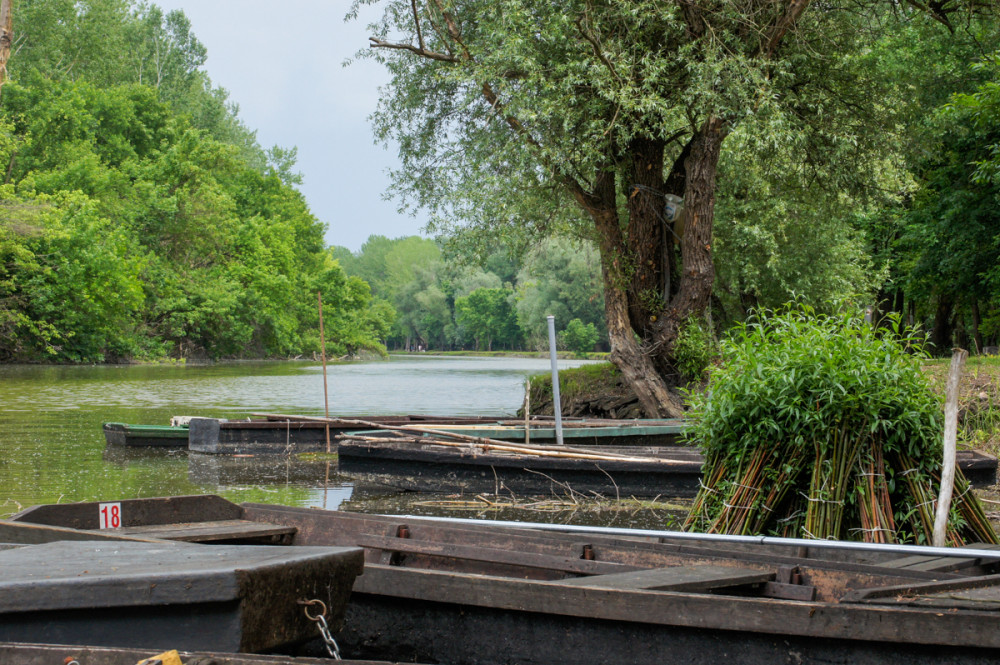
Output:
left=684, top=304, right=997, bottom=545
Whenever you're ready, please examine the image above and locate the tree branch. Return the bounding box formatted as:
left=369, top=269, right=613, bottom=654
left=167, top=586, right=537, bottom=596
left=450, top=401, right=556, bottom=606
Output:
left=411, top=0, right=425, bottom=52
left=368, top=37, right=458, bottom=63
left=761, top=0, right=813, bottom=59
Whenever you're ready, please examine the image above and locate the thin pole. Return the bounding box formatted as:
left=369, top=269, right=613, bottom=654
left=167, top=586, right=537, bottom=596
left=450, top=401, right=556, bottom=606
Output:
left=523, top=377, right=531, bottom=446
left=933, top=347, right=967, bottom=546
left=546, top=315, right=564, bottom=445
left=318, top=291, right=331, bottom=454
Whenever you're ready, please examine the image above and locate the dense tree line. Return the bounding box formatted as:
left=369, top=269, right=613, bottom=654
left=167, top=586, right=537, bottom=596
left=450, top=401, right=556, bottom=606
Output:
left=332, top=234, right=606, bottom=352
left=0, top=0, right=390, bottom=362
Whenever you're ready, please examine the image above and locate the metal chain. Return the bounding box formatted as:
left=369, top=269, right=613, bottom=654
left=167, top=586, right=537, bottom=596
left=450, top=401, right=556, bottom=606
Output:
left=298, top=598, right=342, bottom=660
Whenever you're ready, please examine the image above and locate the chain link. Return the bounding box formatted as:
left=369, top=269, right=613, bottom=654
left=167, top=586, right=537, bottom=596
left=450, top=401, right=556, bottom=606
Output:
left=298, top=598, right=342, bottom=660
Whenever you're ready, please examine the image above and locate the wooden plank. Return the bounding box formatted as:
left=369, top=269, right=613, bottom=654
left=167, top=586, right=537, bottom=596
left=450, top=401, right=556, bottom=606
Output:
left=115, top=519, right=297, bottom=544
left=553, top=565, right=774, bottom=592
left=0, top=520, right=158, bottom=545
left=875, top=543, right=1000, bottom=573
left=357, top=534, right=641, bottom=576
left=840, top=573, right=1000, bottom=604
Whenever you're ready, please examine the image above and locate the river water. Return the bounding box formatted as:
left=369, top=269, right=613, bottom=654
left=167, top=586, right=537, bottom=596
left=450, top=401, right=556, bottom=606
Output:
left=0, top=356, right=686, bottom=528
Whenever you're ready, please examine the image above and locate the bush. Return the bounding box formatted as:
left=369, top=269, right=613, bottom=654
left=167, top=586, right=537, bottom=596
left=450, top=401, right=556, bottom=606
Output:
left=673, top=315, right=717, bottom=384
left=684, top=303, right=997, bottom=545
left=559, top=318, right=600, bottom=354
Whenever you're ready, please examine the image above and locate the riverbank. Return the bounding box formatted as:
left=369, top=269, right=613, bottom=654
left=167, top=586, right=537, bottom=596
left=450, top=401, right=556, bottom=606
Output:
left=389, top=350, right=608, bottom=360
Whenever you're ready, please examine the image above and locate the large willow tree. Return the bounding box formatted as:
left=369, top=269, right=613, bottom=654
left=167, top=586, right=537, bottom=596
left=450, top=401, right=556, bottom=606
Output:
left=352, top=0, right=985, bottom=416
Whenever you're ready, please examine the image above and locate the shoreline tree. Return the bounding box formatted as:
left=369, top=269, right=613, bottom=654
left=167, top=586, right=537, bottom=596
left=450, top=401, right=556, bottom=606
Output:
left=352, top=0, right=987, bottom=416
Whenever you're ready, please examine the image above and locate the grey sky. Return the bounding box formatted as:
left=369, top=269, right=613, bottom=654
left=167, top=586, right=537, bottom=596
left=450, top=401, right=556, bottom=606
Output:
left=151, top=0, right=426, bottom=251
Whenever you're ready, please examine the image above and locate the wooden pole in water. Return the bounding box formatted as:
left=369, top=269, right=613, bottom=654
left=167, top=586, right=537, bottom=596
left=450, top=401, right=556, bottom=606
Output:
left=523, top=377, right=531, bottom=446
left=318, top=291, right=331, bottom=454
left=933, top=347, right=967, bottom=547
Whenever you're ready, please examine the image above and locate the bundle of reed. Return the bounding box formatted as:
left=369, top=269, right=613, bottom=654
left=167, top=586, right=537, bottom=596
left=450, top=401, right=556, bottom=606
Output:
left=683, top=305, right=999, bottom=546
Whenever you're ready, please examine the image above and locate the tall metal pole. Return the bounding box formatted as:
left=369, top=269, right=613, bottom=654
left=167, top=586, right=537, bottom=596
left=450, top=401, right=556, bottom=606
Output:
left=546, top=315, right=564, bottom=445
left=318, top=291, right=331, bottom=454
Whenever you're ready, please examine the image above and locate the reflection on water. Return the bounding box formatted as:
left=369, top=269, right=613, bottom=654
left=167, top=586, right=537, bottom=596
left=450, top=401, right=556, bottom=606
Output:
left=0, top=356, right=677, bottom=525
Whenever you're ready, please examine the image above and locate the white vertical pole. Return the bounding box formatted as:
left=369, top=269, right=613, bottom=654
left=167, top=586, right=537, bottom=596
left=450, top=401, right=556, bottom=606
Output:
left=933, top=348, right=967, bottom=547
left=546, top=315, right=564, bottom=445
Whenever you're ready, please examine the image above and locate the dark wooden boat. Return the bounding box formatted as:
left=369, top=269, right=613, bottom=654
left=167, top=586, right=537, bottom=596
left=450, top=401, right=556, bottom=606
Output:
left=12, top=495, right=1000, bottom=665
left=337, top=432, right=998, bottom=496
left=0, top=641, right=415, bottom=665
left=103, top=415, right=507, bottom=450
left=337, top=436, right=705, bottom=497
left=0, top=500, right=363, bottom=654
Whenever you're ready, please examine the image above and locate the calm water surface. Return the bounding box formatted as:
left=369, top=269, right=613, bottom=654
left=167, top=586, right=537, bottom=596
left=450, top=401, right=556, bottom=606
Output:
left=0, top=356, right=682, bottom=528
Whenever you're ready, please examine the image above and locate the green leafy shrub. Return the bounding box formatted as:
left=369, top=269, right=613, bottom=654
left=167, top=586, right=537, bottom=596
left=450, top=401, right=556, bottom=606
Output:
left=673, top=316, right=717, bottom=384
left=684, top=303, right=997, bottom=545
left=559, top=318, right=600, bottom=355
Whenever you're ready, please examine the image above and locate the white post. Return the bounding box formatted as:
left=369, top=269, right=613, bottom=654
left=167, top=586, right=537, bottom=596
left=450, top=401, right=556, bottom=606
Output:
left=546, top=315, right=564, bottom=445
left=933, top=348, right=967, bottom=547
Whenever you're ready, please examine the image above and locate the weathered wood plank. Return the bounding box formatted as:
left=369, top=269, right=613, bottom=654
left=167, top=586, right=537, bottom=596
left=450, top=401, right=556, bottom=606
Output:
left=357, top=534, right=641, bottom=576
left=553, top=565, right=774, bottom=592
left=116, top=519, right=297, bottom=544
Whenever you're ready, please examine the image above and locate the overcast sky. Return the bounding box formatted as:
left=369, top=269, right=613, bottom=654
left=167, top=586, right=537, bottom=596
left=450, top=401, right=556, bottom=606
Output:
left=151, top=1, right=426, bottom=251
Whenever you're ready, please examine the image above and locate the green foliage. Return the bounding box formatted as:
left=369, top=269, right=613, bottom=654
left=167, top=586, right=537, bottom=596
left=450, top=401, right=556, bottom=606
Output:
left=0, top=3, right=393, bottom=362
left=685, top=304, right=996, bottom=544
left=673, top=317, right=717, bottom=384
left=455, top=287, right=521, bottom=351
left=558, top=319, right=599, bottom=355
left=515, top=238, right=605, bottom=350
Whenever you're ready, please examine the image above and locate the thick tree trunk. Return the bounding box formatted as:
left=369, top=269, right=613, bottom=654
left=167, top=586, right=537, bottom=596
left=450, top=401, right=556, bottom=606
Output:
left=625, top=137, right=666, bottom=337
left=649, top=117, right=725, bottom=366
left=577, top=169, right=684, bottom=418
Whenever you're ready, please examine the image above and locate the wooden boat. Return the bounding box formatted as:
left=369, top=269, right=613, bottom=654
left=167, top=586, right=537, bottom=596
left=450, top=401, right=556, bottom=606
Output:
left=0, top=641, right=415, bottom=665
left=12, top=494, right=1000, bottom=664
left=103, top=415, right=507, bottom=450
left=337, top=431, right=998, bottom=496
left=102, top=423, right=189, bottom=447
left=337, top=436, right=705, bottom=497
left=0, top=529, right=363, bottom=653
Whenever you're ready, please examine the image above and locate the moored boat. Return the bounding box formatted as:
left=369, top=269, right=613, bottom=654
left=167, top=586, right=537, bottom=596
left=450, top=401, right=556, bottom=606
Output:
left=0, top=525, right=363, bottom=653
left=12, top=494, right=1000, bottom=665
left=0, top=641, right=416, bottom=665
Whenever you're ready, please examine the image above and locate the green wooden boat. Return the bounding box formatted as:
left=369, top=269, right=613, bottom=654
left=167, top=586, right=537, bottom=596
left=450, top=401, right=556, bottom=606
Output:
left=101, top=423, right=189, bottom=447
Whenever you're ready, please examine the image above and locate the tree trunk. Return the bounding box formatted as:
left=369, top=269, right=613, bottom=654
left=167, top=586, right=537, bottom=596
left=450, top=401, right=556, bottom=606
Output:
left=649, top=117, right=725, bottom=369
left=625, top=137, right=666, bottom=337
left=578, top=169, right=684, bottom=418
left=931, top=292, right=955, bottom=355
left=971, top=298, right=984, bottom=354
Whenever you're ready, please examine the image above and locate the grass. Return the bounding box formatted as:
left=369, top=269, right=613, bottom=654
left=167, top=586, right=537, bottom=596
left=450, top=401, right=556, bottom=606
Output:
left=923, top=355, right=1000, bottom=456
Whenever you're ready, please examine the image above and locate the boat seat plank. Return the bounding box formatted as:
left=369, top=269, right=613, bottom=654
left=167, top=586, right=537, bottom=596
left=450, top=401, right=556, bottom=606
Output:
left=554, top=564, right=774, bottom=592
left=357, top=534, right=641, bottom=576
left=114, top=519, right=297, bottom=543
left=876, top=543, right=1000, bottom=573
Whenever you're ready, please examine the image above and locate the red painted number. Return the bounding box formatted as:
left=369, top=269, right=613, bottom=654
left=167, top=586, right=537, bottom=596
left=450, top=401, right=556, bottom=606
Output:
left=98, top=502, right=122, bottom=529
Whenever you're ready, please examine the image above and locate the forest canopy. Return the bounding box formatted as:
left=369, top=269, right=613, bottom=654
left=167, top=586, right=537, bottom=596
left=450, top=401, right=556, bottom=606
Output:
left=0, top=0, right=391, bottom=362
